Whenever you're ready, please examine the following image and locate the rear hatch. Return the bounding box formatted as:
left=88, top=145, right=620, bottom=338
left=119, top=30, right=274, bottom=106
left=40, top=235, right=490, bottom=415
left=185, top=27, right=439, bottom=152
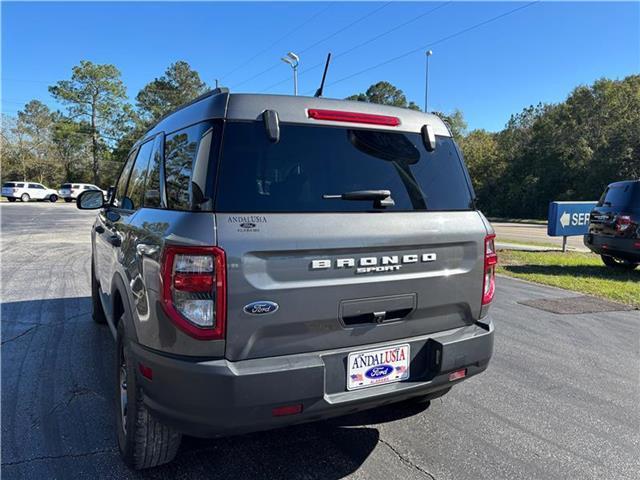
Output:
left=214, top=119, right=488, bottom=361
left=2, top=182, right=17, bottom=195
left=589, top=181, right=640, bottom=237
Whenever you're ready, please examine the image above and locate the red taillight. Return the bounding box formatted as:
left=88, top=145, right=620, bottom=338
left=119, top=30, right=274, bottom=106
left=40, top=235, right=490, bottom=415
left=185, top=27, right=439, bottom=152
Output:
left=634, top=242, right=640, bottom=249
left=160, top=245, right=226, bottom=340
left=174, top=273, right=214, bottom=292
left=482, top=234, right=498, bottom=305
left=307, top=108, right=400, bottom=126
left=615, top=215, right=632, bottom=232
left=272, top=404, right=303, bottom=417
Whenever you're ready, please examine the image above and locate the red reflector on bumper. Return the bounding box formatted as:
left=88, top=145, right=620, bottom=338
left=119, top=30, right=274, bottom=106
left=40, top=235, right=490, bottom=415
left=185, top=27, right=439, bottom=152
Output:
left=448, top=369, right=467, bottom=381
left=139, top=363, right=153, bottom=380
left=272, top=404, right=303, bottom=417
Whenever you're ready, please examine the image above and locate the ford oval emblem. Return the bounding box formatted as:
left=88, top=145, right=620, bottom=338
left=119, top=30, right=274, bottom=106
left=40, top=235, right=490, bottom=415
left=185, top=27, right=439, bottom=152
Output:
left=240, top=222, right=256, bottom=229
left=243, top=301, right=279, bottom=315
left=365, top=364, right=394, bottom=379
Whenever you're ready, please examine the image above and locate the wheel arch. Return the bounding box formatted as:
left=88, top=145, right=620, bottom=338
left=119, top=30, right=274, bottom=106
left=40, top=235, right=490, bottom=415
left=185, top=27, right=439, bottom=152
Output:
left=111, top=273, right=139, bottom=343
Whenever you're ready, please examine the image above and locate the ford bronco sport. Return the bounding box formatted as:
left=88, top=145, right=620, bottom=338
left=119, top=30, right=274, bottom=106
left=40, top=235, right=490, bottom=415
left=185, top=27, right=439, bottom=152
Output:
left=77, top=89, right=496, bottom=469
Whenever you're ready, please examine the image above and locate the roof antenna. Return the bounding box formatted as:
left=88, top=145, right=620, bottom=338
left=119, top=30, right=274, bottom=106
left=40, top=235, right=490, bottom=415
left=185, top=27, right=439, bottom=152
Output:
left=314, top=53, right=332, bottom=97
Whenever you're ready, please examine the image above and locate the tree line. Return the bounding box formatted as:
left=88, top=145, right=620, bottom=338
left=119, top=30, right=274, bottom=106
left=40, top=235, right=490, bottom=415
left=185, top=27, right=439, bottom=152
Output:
left=1, top=59, right=637, bottom=219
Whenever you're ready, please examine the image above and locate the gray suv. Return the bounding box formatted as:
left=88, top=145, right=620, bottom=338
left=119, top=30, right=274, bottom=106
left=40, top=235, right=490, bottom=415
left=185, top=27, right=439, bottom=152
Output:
left=78, top=89, right=496, bottom=469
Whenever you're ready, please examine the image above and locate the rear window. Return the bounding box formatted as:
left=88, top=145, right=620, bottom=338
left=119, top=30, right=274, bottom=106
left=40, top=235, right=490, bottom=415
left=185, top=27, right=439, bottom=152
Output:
left=60, top=183, right=71, bottom=189
left=599, top=182, right=640, bottom=209
left=3, top=182, right=15, bottom=187
left=215, top=122, right=473, bottom=213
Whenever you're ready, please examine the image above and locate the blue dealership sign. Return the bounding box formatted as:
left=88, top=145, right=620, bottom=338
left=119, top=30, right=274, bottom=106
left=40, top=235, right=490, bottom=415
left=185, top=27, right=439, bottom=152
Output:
left=548, top=201, right=598, bottom=237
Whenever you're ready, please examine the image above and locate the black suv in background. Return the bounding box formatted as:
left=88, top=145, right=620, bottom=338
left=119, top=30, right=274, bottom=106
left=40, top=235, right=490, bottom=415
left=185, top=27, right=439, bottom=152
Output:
left=584, top=180, right=640, bottom=270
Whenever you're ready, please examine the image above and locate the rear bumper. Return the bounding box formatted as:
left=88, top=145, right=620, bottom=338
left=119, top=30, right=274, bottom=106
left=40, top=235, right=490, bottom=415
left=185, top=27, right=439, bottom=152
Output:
left=584, top=234, right=640, bottom=262
left=131, top=318, right=494, bottom=438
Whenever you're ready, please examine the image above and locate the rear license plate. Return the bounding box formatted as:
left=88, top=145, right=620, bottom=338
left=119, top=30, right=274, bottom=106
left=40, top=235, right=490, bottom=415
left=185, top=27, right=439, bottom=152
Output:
left=347, top=344, right=410, bottom=391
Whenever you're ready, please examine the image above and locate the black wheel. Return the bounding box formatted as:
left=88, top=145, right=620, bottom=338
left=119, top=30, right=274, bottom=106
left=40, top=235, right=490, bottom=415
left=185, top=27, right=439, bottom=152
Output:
left=601, top=255, right=638, bottom=270
left=20, top=193, right=30, bottom=202
left=91, top=260, right=107, bottom=324
left=49, top=194, right=58, bottom=203
left=116, top=321, right=181, bottom=469
left=64, top=198, right=72, bottom=203
left=7, top=197, right=16, bottom=202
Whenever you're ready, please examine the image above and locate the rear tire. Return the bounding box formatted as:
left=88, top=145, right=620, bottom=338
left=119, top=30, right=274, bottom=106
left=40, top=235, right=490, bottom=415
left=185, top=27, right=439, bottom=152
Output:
left=49, top=194, right=58, bottom=203
left=91, top=260, right=107, bottom=324
left=116, top=321, right=181, bottom=469
left=7, top=197, right=16, bottom=202
left=601, top=255, right=638, bottom=270
left=20, top=193, right=30, bottom=202
left=64, top=198, right=72, bottom=203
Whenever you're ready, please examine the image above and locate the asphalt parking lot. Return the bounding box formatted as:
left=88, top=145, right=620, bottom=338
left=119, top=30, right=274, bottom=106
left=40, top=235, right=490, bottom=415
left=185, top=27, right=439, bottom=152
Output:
left=1, top=202, right=638, bottom=480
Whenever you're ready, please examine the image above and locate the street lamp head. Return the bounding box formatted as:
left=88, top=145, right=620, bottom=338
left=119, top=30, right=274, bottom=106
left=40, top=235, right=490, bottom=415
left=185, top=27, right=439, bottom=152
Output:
left=287, top=52, right=299, bottom=63
left=426, top=50, right=433, bottom=57
left=281, top=57, right=293, bottom=66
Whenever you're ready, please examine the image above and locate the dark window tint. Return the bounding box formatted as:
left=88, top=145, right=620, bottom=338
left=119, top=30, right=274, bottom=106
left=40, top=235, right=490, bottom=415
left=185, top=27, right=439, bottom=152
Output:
left=72, top=184, right=80, bottom=188
left=216, top=122, right=473, bottom=213
left=3, top=183, right=15, bottom=187
left=29, top=184, right=44, bottom=189
left=114, top=148, right=138, bottom=208
left=61, top=183, right=71, bottom=189
left=16, top=183, right=24, bottom=188
left=124, top=140, right=155, bottom=210
left=143, top=136, right=163, bottom=208
left=165, top=122, right=212, bottom=210
left=599, top=182, right=640, bottom=209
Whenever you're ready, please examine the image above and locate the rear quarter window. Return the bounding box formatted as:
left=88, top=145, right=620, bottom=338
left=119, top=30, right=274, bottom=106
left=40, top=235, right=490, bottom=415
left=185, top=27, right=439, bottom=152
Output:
left=3, top=183, right=15, bottom=187
left=215, top=122, right=473, bottom=213
left=164, top=122, right=215, bottom=210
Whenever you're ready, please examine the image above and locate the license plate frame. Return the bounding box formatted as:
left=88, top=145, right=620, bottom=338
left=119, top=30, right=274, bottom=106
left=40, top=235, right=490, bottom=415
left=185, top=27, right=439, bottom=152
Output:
left=347, top=344, right=410, bottom=391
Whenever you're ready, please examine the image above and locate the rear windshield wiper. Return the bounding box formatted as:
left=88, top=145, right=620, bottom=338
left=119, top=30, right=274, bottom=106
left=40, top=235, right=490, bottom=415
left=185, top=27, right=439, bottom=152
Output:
left=322, top=190, right=395, bottom=209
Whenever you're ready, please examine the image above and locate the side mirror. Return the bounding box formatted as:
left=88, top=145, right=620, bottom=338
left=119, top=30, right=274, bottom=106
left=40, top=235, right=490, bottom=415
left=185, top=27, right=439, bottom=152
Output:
left=77, top=190, right=105, bottom=210
left=421, top=124, right=437, bottom=152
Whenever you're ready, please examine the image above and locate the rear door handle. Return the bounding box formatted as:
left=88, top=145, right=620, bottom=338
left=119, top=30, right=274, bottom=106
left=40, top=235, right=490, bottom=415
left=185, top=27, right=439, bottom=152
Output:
left=136, top=244, right=158, bottom=257
left=94, top=225, right=105, bottom=234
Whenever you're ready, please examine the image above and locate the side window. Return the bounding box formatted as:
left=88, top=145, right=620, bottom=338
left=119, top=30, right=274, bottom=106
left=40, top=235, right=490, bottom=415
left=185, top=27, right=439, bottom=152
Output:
left=114, top=148, right=138, bottom=208
left=165, top=122, right=211, bottom=210
left=124, top=139, right=155, bottom=210
left=143, top=136, right=163, bottom=208
left=28, top=183, right=38, bottom=188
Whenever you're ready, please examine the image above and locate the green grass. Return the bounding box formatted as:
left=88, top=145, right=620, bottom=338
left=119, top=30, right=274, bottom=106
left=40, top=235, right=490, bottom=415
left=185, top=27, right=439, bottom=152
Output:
left=497, top=250, right=640, bottom=307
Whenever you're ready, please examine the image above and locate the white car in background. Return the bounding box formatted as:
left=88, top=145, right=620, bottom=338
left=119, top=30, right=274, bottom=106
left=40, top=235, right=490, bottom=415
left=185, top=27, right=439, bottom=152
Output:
left=2, top=181, right=59, bottom=202
left=59, top=183, right=106, bottom=202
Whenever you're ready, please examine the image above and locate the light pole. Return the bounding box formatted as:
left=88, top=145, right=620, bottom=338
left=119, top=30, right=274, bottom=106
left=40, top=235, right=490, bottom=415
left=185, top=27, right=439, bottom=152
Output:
left=281, top=52, right=299, bottom=95
left=424, top=50, right=433, bottom=112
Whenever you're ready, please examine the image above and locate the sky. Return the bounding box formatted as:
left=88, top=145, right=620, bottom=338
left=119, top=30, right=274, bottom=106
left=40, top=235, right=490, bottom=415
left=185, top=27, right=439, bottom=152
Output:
left=2, top=1, right=639, bottom=132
